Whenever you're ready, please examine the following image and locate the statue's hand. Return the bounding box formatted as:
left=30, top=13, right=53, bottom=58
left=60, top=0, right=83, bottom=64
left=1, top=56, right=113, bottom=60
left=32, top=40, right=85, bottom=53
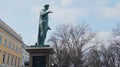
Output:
left=48, top=27, right=51, bottom=30
left=48, top=11, right=53, bottom=13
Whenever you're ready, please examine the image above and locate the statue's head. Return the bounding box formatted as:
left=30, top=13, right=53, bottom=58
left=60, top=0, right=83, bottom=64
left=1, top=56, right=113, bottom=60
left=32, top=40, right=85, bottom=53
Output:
left=44, top=4, right=49, bottom=10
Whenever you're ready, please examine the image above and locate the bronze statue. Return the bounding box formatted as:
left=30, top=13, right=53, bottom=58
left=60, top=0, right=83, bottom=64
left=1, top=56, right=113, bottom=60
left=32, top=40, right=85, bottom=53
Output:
left=37, top=4, right=52, bottom=45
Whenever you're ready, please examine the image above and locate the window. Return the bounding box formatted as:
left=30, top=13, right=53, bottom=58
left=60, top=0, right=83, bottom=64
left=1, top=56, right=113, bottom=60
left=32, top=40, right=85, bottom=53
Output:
left=14, top=45, right=16, bottom=51
left=15, top=57, right=17, bottom=66
left=9, top=54, right=11, bottom=65
left=4, top=39, right=7, bottom=46
left=2, top=53, right=6, bottom=63
left=7, top=54, right=10, bottom=64
left=18, top=47, right=20, bottom=53
left=8, top=42, right=11, bottom=48
left=16, top=46, right=18, bottom=52
left=0, top=36, right=2, bottom=44
left=17, top=47, right=19, bottom=52
left=12, top=44, right=14, bottom=50
left=18, top=58, right=20, bottom=67
left=11, top=55, right=14, bottom=65
left=0, top=50, right=1, bottom=54
left=13, top=56, right=15, bottom=66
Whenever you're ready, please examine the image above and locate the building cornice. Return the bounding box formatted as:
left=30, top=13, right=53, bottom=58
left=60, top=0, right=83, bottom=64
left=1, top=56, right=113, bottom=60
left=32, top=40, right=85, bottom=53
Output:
left=0, top=19, right=23, bottom=43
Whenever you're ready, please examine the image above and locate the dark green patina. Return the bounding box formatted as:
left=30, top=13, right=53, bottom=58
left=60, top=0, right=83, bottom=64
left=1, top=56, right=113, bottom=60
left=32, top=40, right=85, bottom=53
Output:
left=32, top=4, right=52, bottom=47
left=33, top=56, right=46, bottom=67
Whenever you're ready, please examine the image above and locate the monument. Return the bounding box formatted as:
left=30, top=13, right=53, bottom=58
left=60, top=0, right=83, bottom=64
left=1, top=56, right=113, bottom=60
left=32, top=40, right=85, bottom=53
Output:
left=26, top=4, right=54, bottom=67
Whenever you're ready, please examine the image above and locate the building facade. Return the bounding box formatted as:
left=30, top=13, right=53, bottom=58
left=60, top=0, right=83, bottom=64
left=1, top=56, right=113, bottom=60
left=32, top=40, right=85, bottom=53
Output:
left=22, top=44, right=29, bottom=67
left=0, top=19, right=23, bottom=67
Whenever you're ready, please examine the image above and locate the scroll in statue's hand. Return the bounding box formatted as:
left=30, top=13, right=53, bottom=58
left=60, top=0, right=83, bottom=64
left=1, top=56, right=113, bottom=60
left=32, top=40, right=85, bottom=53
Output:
left=48, top=26, right=51, bottom=30
left=48, top=11, right=53, bottom=13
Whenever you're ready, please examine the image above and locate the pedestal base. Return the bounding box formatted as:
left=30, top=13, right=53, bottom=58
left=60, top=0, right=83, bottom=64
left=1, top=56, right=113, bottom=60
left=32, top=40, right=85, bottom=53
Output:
left=26, top=46, right=54, bottom=67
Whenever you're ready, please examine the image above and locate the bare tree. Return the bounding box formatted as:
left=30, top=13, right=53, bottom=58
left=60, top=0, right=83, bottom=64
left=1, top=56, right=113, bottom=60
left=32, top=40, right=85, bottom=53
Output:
left=49, top=24, right=96, bottom=67
left=111, top=23, right=120, bottom=67
left=112, top=23, right=120, bottom=36
left=112, top=23, right=120, bottom=45
left=84, top=44, right=120, bottom=67
left=83, top=24, right=120, bottom=67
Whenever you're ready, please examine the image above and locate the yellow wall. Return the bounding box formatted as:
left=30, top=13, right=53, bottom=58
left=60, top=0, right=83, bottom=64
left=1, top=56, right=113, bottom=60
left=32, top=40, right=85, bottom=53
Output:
left=0, top=28, right=22, bottom=67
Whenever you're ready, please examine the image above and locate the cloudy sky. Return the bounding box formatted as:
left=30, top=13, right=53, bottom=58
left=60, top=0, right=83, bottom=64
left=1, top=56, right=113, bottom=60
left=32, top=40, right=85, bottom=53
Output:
left=0, top=0, right=120, bottom=45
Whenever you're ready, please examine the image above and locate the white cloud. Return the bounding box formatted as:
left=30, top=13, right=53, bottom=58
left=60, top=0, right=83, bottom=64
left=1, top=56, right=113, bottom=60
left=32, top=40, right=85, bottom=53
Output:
left=31, top=6, right=89, bottom=25
left=92, top=32, right=112, bottom=48
left=32, top=33, right=37, bottom=43
left=31, top=6, right=41, bottom=15
left=61, top=0, right=73, bottom=6
left=95, top=0, right=110, bottom=6
left=99, top=3, right=120, bottom=18
left=51, top=6, right=89, bottom=25
left=96, top=32, right=112, bottom=42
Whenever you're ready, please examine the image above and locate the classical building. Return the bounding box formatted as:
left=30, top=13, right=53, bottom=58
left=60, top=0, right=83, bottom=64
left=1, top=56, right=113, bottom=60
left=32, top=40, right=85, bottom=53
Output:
left=0, top=19, right=23, bottom=67
left=22, top=44, right=29, bottom=67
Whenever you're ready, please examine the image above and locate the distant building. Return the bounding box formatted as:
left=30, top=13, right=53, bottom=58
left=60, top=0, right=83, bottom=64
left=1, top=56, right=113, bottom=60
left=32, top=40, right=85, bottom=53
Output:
left=22, top=44, right=29, bottom=67
left=0, top=19, right=23, bottom=67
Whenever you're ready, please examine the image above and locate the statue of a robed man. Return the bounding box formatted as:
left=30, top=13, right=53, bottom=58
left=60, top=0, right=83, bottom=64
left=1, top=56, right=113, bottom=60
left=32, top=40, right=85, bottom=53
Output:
left=37, top=4, right=52, bottom=45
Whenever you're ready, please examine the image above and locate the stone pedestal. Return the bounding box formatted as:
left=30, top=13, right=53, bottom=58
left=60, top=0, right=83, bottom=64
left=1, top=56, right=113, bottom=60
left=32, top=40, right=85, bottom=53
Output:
left=26, top=46, right=54, bottom=67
